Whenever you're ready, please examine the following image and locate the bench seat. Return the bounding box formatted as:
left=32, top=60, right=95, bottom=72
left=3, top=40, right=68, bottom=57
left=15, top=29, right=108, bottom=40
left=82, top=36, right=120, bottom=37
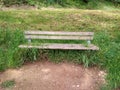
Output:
left=19, top=43, right=99, bottom=50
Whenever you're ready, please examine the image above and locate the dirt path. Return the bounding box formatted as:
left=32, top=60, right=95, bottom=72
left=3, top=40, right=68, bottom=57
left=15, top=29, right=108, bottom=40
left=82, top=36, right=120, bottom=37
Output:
left=0, top=61, right=106, bottom=90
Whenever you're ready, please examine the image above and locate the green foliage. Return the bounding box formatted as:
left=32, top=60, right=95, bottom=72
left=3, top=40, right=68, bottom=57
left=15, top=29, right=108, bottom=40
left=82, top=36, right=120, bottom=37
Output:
left=0, top=28, right=42, bottom=70
left=105, top=43, right=120, bottom=89
left=21, top=48, right=40, bottom=62
left=48, top=50, right=97, bottom=67
left=0, top=29, right=24, bottom=70
left=95, top=31, right=120, bottom=89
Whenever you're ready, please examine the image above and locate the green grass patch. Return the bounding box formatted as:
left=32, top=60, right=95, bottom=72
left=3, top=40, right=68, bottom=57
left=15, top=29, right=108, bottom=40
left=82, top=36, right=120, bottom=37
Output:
left=1, top=80, right=15, bottom=88
left=0, top=28, right=41, bottom=71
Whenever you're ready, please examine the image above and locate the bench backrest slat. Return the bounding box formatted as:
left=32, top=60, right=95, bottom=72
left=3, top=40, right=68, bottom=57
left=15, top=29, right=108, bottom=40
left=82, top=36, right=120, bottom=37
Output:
left=25, top=31, right=94, bottom=40
left=25, top=35, right=93, bottom=40
left=25, top=31, right=94, bottom=36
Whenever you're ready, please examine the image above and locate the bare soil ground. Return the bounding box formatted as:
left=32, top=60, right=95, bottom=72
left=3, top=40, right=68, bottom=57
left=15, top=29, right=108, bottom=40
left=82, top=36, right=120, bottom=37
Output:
left=0, top=61, right=106, bottom=90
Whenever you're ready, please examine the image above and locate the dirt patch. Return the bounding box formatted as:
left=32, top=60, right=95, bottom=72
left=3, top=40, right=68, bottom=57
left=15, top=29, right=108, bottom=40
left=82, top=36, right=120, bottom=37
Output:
left=0, top=61, right=106, bottom=90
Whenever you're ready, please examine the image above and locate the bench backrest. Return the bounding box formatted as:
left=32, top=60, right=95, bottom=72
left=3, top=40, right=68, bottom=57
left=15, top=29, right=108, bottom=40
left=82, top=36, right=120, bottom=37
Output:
left=25, top=31, right=94, bottom=41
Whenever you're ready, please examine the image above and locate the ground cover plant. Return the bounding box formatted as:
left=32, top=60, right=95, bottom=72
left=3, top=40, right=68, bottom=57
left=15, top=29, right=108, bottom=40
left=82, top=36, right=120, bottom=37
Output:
left=0, top=9, right=120, bottom=89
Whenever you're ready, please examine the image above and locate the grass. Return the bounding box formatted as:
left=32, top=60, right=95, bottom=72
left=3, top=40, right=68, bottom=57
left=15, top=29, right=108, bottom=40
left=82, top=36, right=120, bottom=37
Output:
left=0, top=80, right=15, bottom=88
left=0, top=9, right=120, bottom=90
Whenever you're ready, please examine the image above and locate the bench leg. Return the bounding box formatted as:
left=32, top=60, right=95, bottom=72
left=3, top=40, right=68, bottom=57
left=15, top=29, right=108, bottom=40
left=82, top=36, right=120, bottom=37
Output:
left=33, top=49, right=37, bottom=60
left=28, top=39, right=31, bottom=43
left=34, top=54, right=37, bottom=60
left=87, top=40, right=91, bottom=45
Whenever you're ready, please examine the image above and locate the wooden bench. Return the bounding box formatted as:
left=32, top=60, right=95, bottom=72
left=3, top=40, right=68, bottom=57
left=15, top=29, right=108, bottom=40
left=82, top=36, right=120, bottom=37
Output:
left=19, top=31, right=99, bottom=50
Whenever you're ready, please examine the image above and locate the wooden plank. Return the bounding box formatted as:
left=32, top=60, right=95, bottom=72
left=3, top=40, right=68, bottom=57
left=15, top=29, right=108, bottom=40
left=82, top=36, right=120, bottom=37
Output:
left=25, top=35, right=93, bottom=40
left=19, top=43, right=99, bottom=50
left=25, top=31, right=94, bottom=36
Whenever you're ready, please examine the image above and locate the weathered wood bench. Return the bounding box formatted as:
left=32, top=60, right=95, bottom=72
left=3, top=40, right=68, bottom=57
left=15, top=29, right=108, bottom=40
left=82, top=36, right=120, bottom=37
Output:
left=19, top=31, right=99, bottom=50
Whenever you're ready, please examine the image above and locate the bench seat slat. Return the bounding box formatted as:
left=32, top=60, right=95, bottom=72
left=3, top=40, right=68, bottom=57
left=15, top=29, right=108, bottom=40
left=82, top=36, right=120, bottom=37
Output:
left=25, top=35, right=93, bottom=40
left=19, top=43, right=99, bottom=50
left=25, top=31, right=94, bottom=36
